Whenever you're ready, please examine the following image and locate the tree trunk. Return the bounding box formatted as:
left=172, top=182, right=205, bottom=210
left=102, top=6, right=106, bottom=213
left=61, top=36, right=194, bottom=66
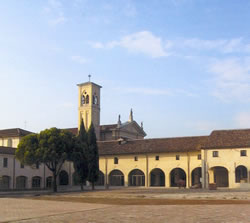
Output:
left=53, top=172, right=57, bottom=192
left=92, top=182, right=95, bottom=190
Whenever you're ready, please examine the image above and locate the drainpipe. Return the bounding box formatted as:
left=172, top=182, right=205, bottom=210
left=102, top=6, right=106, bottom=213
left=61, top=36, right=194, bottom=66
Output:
left=13, top=157, right=15, bottom=189
left=187, top=152, right=190, bottom=188
left=146, top=154, right=149, bottom=187
left=43, top=164, right=46, bottom=189
left=105, top=156, right=109, bottom=189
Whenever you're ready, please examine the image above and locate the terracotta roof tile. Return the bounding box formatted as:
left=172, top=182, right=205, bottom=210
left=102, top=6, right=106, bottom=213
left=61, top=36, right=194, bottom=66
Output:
left=0, top=128, right=33, bottom=138
left=0, top=146, right=15, bottom=155
left=98, top=136, right=208, bottom=155
left=202, top=128, right=250, bottom=149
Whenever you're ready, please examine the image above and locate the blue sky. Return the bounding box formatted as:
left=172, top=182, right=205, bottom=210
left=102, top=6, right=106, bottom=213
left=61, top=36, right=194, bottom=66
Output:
left=1, top=0, right=250, bottom=138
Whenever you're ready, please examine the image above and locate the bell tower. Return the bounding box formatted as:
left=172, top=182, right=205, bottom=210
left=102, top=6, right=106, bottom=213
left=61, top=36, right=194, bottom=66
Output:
left=77, top=80, right=102, bottom=140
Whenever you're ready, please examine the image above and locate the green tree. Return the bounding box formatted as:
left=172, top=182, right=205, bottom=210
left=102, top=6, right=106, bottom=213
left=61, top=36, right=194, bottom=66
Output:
left=16, top=133, right=39, bottom=166
left=16, top=128, right=75, bottom=192
left=71, top=119, right=89, bottom=190
left=87, top=122, right=99, bottom=190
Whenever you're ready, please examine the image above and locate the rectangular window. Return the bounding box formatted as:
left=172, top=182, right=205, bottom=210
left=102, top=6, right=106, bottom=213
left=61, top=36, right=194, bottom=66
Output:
left=3, top=158, right=8, bottom=168
left=114, top=157, right=118, bottom=164
left=36, top=163, right=40, bottom=169
left=176, top=155, right=180, bottom=160
left=155, top=155, right=159, bottom=161
left=240, top=150, right=247, bottom=157
left=212, top=151, right=218, bottom=157
left=134, top=156, right=138, bottom=161
left=20, top=163, right=24, bottom=168
left=197, top=154, right=201, bottom=160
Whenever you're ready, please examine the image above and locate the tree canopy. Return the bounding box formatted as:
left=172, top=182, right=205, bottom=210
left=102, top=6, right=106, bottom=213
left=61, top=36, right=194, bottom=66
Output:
left=87, top=122, right=99, bottom=190
left=16, top=128, right=75, bottom=192
left=71, top=119, right=89, bottom=190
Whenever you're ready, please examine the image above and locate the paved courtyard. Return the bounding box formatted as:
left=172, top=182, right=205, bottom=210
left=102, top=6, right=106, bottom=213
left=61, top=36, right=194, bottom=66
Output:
left=1, top=189, right=250, bottom=222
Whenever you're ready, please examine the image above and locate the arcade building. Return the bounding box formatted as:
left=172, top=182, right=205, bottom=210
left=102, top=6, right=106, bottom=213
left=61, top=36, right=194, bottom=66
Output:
left=1, top=81, right=250, bottom=190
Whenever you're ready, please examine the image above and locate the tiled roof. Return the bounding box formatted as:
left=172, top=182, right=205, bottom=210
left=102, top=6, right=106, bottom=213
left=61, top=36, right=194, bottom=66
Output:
left=77, top=81, right=102, bottom=88
left=0, top=128, right=33, bottom=138
left=97, top=136, right=208, bottom=155
left=202, top=128, right=250, bottom=149
left=0, top=146, right=15, bottom=155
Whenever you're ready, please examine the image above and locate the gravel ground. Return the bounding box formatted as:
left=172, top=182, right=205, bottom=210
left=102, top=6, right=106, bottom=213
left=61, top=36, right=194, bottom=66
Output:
left=1, top=188, right=250, bottom=223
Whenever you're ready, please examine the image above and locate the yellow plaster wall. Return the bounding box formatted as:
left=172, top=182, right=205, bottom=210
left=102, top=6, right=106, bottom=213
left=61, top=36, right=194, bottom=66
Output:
left=1, top=137, right=20, bottom=148
left=203, top=148, right=250, bottom=188
left=99, top=151, right=202, bottom=188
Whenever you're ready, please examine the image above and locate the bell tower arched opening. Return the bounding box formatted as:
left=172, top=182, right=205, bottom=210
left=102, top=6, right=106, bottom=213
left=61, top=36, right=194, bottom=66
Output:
left=77, top=81, right=102, bottom=140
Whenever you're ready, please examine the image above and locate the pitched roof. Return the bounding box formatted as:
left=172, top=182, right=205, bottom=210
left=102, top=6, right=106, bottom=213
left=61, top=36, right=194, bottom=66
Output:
left=120, top=121, right=146, bottom=137
left=0, top=128, right=33, bottom=138
left=202, top=128, right=250, bottom=149
left=77, top=81, right=102, bottom=88
left=0, top=146, right=15, bottom=155
left=98, top=136, right=208, bottom=155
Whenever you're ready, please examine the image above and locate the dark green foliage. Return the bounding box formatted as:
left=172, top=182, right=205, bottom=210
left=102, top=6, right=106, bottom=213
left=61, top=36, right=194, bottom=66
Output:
left=16, top=134, right=39, bottom=165
left=16, top=128, right=75, bottom=192
left=78, top=119, right=87, bottom=142
left=71, top=119, right=89, bottom=190
left=87, top=122, right=99, bottom=190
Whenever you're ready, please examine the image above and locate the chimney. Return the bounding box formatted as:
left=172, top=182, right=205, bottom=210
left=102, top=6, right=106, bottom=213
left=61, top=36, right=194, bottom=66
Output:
left=128, top=108, right=133, bottom=122
left=117, top=114, right=122, bottom=128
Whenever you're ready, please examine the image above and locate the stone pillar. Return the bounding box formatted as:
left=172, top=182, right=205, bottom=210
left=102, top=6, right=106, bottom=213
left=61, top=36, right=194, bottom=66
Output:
left=208, top=168, right=214, bottom=184
left=165, top=172, right=170, bottom=188
left=228, top=167, right=234, bottom=189
left=145, top=155, right=149, bottom=187
left=105, top=157, right=109, bottom=189
left=202, top=160, right=206, bottom=188
left=124, top=173, right=128, bottom=187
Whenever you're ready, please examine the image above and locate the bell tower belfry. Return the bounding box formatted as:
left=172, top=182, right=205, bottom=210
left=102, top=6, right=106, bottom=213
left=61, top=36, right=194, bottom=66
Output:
left=77, top=80, right=102, bottom=140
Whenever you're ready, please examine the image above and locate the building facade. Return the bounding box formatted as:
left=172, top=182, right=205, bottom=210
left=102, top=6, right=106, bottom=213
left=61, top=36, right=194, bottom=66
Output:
left=1, top=81, right=250, bottom=190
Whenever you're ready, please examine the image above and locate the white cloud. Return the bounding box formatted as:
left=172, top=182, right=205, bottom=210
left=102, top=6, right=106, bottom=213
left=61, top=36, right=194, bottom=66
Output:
left=49, top=14, right=67, bottom=25
left=90, top=31, right=250, bottom=58
left=123, top=1, right=137, bottom=17
left=120, top=31, right=168, bottom=58
left=209, top=57, right=250, bottom=102
left=43, top=0, right=67, bottom=26
left=91, top=31, right=169, bottom=58
left=122, top=87, right=172, bottom=96
left=89, top=42, right=105, bottom=49
left=71, top=56, right=88, bottom=64
left=171, top=37, right=248, bottom=54
left=114, top=86, right=196, bottom=97
left=222, top=38, right=243, bottom=53
left=235, top=112, right=250, bottom=128
left=181, top=38, right=227, bottom=50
